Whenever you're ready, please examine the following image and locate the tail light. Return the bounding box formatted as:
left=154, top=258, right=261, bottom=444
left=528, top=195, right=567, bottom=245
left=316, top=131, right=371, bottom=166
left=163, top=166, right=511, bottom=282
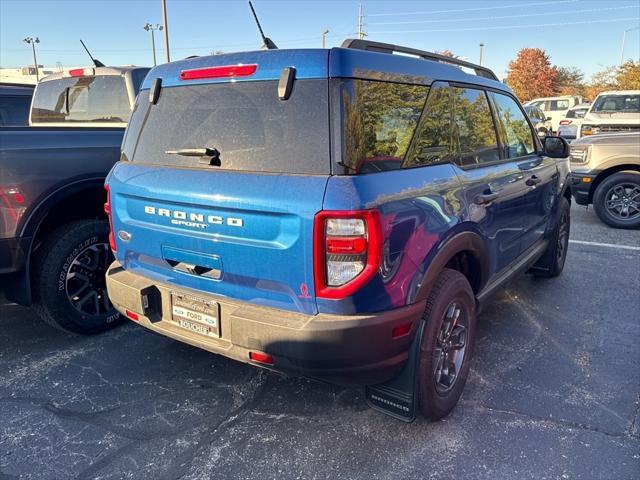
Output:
left=559, top=120, right=572, bottom=125
left=314, top=210, right=382, bottom=299
left=0, top=186, right=26, bottom=222
left=104, top=184, right=116, bottom=252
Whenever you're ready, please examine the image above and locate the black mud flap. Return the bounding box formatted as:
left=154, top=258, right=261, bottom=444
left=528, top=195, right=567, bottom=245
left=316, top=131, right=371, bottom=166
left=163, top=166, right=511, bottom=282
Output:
left=365, top=322, right=425, bottom=422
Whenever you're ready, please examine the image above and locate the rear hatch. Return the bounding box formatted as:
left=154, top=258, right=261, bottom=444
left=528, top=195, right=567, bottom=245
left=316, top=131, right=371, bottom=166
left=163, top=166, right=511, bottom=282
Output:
left=108, top=50, right=330, bottom=315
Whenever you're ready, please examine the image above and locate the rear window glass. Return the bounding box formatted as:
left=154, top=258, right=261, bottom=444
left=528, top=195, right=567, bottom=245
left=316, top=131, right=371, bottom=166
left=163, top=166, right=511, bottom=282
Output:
left=403, top=83, right=455, bottom=168
left=339, top=79, right=429, bottom=173
left=31, top=76, right=130, bottom=124
left=0, top=95, right=32, bottom=126
left=123, top=79, right=330, bottom=174
left=550, top=99, right=570, bottom=111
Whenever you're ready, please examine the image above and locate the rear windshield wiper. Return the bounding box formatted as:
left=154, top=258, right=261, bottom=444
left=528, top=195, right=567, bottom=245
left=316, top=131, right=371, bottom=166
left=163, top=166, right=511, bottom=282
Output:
left=165, top=147, right=221, bottom=166
left=165, top=147, right=219, bottom=157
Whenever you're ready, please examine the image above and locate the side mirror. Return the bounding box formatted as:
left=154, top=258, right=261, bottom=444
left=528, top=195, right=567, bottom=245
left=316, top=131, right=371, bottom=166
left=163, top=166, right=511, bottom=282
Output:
left=543, top=136, right=569, bottom=158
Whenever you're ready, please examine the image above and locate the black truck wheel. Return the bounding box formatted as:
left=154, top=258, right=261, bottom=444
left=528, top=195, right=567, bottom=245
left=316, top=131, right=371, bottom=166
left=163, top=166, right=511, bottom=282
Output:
left=31, top=220, right=122, bottom=334
left=417, top=268, right=476, bottom=420
left=593, top=172, right=640, bottom=229
left=531, top=196, right=570, bottom=278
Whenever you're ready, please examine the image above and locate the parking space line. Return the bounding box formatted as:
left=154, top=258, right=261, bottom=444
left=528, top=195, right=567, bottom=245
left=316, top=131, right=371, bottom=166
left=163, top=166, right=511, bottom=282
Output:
left=569, top=239, right=640, bottom=251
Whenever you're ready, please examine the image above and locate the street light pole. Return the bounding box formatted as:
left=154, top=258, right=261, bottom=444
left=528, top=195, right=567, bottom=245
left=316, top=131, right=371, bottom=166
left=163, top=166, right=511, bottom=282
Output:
left=620, top=26, right=639, bottom=65
left=161, top=0, right=170, bottom=63
left=23, top=37, right=40, bottom=81
left=144, top=23, right=163, bottom=66
left=479, top=43, right=485, bottom=66
left=358, top=4, right=365, bottom=40
left=322, top=29, right=329, bottom=48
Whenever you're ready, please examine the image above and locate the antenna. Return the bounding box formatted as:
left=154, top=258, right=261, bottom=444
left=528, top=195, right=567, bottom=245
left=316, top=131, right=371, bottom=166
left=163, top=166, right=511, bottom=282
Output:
left=248, top=1, right=278, bottom=50
left=80, top=40, right=105, bottom=67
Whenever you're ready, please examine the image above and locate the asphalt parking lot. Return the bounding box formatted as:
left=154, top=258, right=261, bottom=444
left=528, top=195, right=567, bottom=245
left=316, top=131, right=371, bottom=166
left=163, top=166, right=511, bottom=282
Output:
left=1, top=204, right=638, bottom=480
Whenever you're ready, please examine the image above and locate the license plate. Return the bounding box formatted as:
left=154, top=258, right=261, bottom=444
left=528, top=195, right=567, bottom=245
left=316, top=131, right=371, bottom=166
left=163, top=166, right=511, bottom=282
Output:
left=171, top=293, right=219, bottom=337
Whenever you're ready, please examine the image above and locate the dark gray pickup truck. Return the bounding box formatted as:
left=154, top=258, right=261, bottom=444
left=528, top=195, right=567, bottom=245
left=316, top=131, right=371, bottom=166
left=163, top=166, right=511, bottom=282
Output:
left=0, top=66, right=148, bottom=333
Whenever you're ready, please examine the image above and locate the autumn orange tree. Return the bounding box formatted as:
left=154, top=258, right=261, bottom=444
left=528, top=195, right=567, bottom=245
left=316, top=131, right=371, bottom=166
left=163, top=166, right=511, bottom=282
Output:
left=506, top=48, right=558, bottom=101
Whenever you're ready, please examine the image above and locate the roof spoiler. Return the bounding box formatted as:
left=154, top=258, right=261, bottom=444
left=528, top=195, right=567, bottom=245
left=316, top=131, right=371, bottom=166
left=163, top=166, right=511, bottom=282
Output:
left=341, top=38, right=499, bottom=81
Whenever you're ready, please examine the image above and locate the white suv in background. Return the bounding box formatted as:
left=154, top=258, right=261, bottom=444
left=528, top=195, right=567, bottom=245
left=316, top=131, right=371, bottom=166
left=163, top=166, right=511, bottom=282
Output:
left=557, top=103, right=591, bottom=141
left=577, top=90, right=640, bottom=139
left=525, top=95, right=584, bottom=132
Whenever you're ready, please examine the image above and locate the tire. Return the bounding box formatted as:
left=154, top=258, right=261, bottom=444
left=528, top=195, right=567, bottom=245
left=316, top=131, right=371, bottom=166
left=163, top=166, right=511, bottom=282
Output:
left=31, top=220, right=122, bottom=334
left=417, top=268, right=476, bottom=420
left=592, top=172, right=640, bottom=229
left=532, top=196, right=570, bottom=278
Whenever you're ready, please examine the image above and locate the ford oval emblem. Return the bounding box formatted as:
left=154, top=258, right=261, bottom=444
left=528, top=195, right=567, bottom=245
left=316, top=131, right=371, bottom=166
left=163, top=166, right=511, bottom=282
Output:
left=118, top=230, right=132, bottom=242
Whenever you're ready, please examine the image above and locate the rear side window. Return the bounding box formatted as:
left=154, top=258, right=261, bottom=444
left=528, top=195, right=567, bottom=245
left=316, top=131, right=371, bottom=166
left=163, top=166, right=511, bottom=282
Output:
left=123, top=79, right=330, bottom=174
left=339, top=80, right=429, bottom=173
left=31, top=76, right=130, bottom=124
left=403, top=83, right=455, bottom=168
left=452, top=87, right=499, bottom=166
left=0, top=95, right=31, bottom=126
left=491, top=92, right=536, bottom=158
left=550, top=99, right=570, bottom=111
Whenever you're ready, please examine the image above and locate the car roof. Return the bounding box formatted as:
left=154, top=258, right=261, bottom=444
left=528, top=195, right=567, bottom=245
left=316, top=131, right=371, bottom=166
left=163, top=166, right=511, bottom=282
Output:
left=0, top=83, right=35, bottom=96
left=141, top=44, right=510, bottom=94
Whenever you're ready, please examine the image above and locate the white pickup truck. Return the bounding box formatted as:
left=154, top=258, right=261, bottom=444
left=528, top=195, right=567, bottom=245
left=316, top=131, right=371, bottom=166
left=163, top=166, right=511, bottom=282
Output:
left=577, top=90, right=640, bottom=139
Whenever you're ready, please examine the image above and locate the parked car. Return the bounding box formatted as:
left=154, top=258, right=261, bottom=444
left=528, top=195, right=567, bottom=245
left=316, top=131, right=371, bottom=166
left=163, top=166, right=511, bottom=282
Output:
left=570, top=132, right=640, bottom=228
left=557, top=103, right=591, bottom=141
left=524, top=104, right=553, bottom=137
left=104, top=39, right=571, bottom=422
left=0, top=65, right=149, bottom=333
left=0, top=83, right=34, bottom=126
left=525, top=95, right=584, bottom=132
left=578, top=90, right=640, bottom=139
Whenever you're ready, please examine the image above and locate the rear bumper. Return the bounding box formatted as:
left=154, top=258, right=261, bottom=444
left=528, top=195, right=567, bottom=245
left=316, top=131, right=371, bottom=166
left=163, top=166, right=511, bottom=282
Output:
left=106, top=262, right=426, bottom=385
left=570, top=172, right=596, bottom=206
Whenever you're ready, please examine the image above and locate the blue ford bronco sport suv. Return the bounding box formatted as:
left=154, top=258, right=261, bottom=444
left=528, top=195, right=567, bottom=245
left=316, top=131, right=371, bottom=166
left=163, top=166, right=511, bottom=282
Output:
left=105, top=40, right=571, bottom=421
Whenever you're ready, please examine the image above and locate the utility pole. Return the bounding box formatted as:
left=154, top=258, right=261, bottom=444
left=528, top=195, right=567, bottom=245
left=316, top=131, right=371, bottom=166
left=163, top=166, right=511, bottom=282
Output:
left=161, top=0, right=170, bottom=63
left=144, top=23, right=163, bottom=66
left=479, top=43, right=485, bottom=66
left=23, top=36, right=40, bottom=81
left=322, top=29, right=329, bottom=48
left=358, top=4, right=365, bottom=40
left=620, top=26, right=639, bottom=65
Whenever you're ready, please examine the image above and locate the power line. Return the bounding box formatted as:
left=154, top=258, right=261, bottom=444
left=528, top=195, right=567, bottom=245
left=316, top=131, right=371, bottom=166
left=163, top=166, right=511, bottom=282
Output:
left=0, top=33, right=356, bottom=55
left=369, top=17, right=640, bottom=34
left=369, top=5, right=640, bottom=26
left=367, top=0, right=578, bottom=17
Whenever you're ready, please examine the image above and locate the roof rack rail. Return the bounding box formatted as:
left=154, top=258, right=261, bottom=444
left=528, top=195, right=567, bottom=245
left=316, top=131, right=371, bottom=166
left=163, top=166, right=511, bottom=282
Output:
left=341, top=38, right=499, bottom=81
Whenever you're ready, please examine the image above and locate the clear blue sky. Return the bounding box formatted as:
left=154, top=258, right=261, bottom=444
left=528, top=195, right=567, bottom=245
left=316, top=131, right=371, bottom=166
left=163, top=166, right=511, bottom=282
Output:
left=1, top=0, right=639, bottom=79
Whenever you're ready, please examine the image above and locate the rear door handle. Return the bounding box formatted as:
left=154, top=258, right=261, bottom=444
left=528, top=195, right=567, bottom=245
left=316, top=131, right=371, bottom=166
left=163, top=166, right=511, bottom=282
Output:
left=526, top=175, right=542, bottom=187
left=474, top=192, right=500, bottom=205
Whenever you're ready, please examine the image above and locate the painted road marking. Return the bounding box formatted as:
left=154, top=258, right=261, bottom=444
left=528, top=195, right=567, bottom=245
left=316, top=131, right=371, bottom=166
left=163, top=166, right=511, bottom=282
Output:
left=569, top=239, right=640, bottom=251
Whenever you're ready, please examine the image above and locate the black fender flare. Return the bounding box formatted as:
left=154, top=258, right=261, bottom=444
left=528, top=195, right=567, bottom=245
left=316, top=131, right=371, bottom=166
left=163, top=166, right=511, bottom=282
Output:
left=414, top=230, right=489, bottom=305
left=6, top=177, right=106, bottom=306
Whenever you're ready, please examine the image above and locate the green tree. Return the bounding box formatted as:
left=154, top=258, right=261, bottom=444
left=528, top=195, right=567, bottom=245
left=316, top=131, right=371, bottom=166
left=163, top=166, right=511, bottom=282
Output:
left=556, top=66, right=585, bottom=97
left=616, top=60, right=640, bottom=90
left=586, top=66, right=617, bottom=100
